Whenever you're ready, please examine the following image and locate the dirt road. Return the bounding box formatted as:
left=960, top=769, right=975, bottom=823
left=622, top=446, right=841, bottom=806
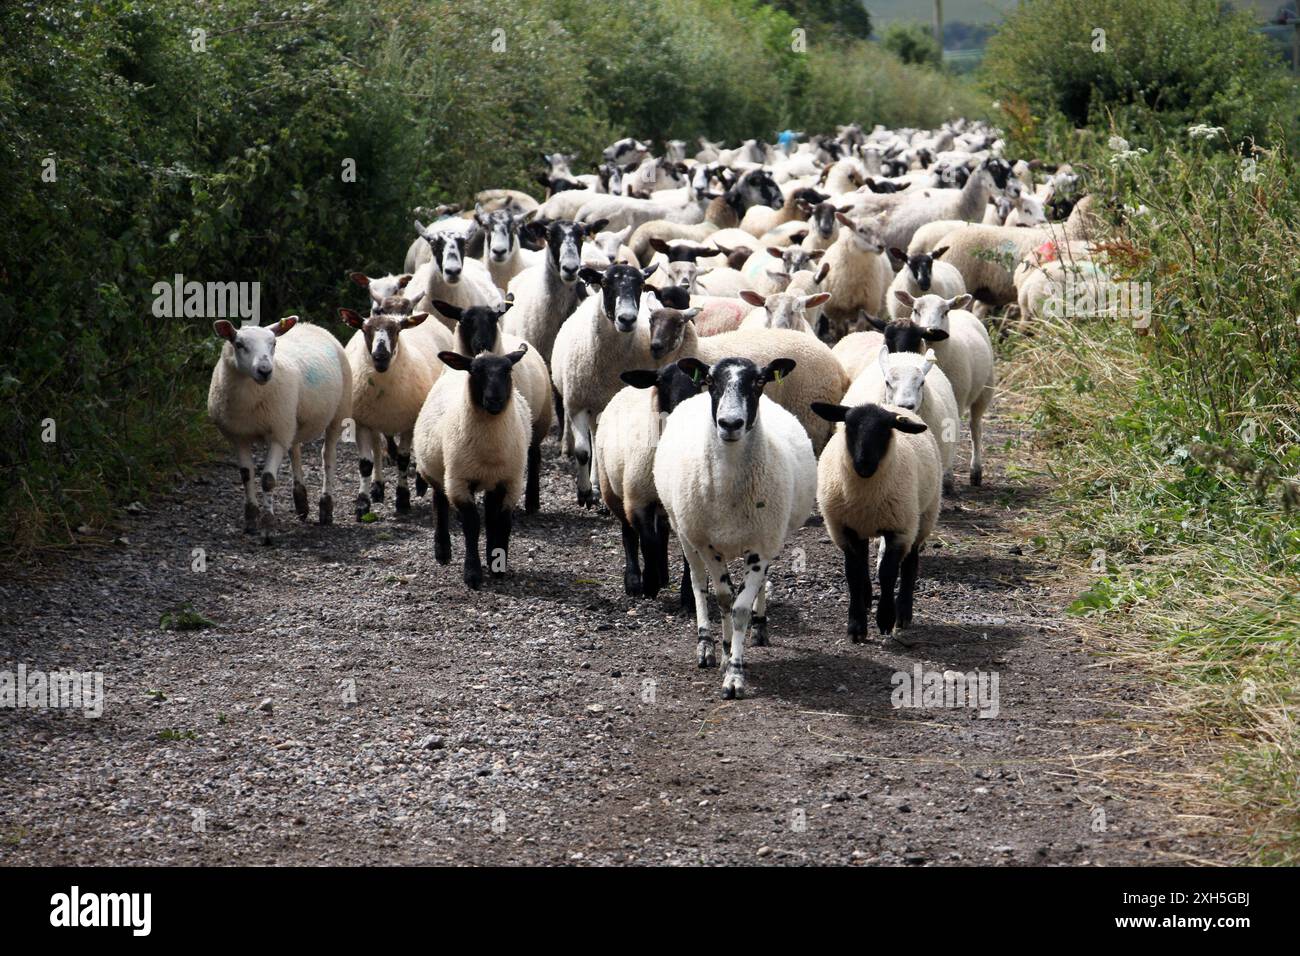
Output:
left=0, top=401, right=1231, bottom=865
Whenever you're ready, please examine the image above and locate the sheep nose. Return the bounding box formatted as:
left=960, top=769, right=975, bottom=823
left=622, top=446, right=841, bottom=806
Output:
left=717, top=418, right=744, bottom=439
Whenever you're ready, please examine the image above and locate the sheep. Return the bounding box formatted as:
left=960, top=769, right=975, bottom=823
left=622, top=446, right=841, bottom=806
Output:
left=812, top=401, right=941, bottom=640
left=408, top=221, right=503, bottom=322
left=1016, top=256, right=1114, bottom=326
left=906, top=219, right=966, bottom=256
left=581, top=224, right=636, bottom=269
left=845, top=345, right=960, bottom=491
left=831, top=328, right=885, bottom=381
left=689, top=296, right=750, bottom=336
left=645, top=312, right=849, bottom=454
left=550, top=262, right=660, bottom=506
left=893, top=291, right=995, bottom=486
left=430, top=300, right=554, bottom=514
left=627, top=169, right=784, bottom=263
left=817, top=213, right=893, bottom=342
left=474, top=205, right=541, bottom=293
left=349, top=271, right=413, bottom=312
left=338, top=302, right=452, bottom=520
left=738, top=289, right=829, bottom=336
left=412, top=346, right=532, bottom=590
left=885, top=246, right=967, bottom=318
left=595, top=362, right=703, bottom=597
left=1003, top=192, right=1049, bottom=228
left=402, top=204, right=463, bottom=273
left=739, top=187, right=826, bottom=238
left=741, top=244, right=822, bottom=297
left=207, top=317, right=351, bottom=543
left=653, top=356, right=817, bottom=698
left=799, top=201, right=847, bottom=252
left=502, top=218, right=607, bottom=366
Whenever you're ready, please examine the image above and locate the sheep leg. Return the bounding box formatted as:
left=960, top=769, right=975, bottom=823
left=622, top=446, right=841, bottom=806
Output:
left=290, top=444, right=308, bottom=521
left=632, top=506, right=661, bottom=598
left=524, top=439, right=542, bottom=514
left=354, top=425, right=375, bottom=520
left=370, top=430, right=386, bottom=503
left=681, top=543, right=714, bottom=668
left=570, top=409, right=595, bottom=508
left=655, top=508, right=671, bottom=585
left=969, top=388, right=991, bottom=486
left=258, top=441, right=287, bottom=545
left=394, top=432, right=413, bottom=514
left=484, top=484, right=510, bottom=578
left=706, top=554, right=735, bottom=660
left=320, top=419, right=339, bottom=525
left=553, top=386, right=569, bottom=452
left=618, top=514, right=642, bottom=596
left=724, top=560, right=769, bottom=699
left=843, top=530, right=872, bottom=643
left=236, top=442, right=258, bottom=534
left=876, top=533, right=903, bottom=637
left=751, top=557, right=770, bottom=647
left=432, top=486, right=452, bottom=565
left=897, top=542, right=921, bottom=630
left=456, top=499, right=484, bottom=590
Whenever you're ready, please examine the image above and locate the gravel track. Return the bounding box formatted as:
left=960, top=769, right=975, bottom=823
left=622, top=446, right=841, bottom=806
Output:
left=0, top=401, right=1228, bottom=865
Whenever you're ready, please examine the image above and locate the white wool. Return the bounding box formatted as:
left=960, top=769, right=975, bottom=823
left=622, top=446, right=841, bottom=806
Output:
left=845, top=348, right=960, bottom=481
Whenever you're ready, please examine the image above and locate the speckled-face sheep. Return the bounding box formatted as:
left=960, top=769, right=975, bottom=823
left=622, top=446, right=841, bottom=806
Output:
left=738, top=289, right=830, bottom=336
left=339, top=302, right=451, bottom=520
left=893, top=291, right=995, bottom=486
left=431, top=300, right=554, bottom=514
left=474, top=205, right=542, bottom=293
left=596, top=363, right=703, bottom=598
left=818, top=213, right=893, bottom=342
left=885, top=246, right=967, bottom=318
left=845, top=345, right=960, bottom=492
left=207, top=317, right=352, bottom=543
left=502, top=218, right=607, bottom=367
left=408, top=221, right=504, bottom=323
left=813, top=401, right=941, bottom=641
left=646, top=312, right=849, bottom=454
left=628, top=169, right=784, bottom=263
left=551, top=262, right=659, bottom=507
left=412, top=347, right=532, bottom=590
left=653, top=356, right=817, bottom=699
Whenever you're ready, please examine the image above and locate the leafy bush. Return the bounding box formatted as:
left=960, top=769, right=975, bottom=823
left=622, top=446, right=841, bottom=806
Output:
left=880, top=22, right=942, bottom=69
left=982, top=0, right=1298, bottom=150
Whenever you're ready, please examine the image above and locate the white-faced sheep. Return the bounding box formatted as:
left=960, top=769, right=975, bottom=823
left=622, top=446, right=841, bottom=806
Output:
left=738, top=289, right=830, bottom=336
left=595, top=363, right=703, bottom=598
left=845, top=345, right=960, bottom=491
left=818, top=213, right=893, bottom=341
left=653, top=356, right=817, bottom=698
left=412, top=346, right=532, bottom=590
left=893, top=291, right=995, bottom=485
left=207, top=317, right=352, bottom=543
left=550, top=262, right=660, bottom=507
left=338, top=300, right=451, bottom=520
left=812, top=401, right=941, bottom=640
left=885, top=246, right=967, bottom=318
left=431, top=300, right=555, bottom=514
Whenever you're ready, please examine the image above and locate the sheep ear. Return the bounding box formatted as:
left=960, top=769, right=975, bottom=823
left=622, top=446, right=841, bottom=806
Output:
left=863, top=312, right=888, bottom=332
left=931, top=245, right=949, bottom=260
left=761, top=358, right=795, bottom=386
left=396, top=274, right=413, bottom=290
left=922, top=327, right=950, bottom=341
left=834, top=212, right=855, bottom=228
left=807, top=249, right=825, bottom=261
left=921, top=349, right=936, bottom=376
left=803, top=292, right=831, bottom=309
left=887, top=247, right=908, bottom=265
left=788, top=230, right=809, bottom=244
left=402, top=313, right=429, bottom=330
left=214, top=320, right=237, bottom=342
left=585, top=218, right=610, bottom=235
left=431, top=300, right=462, bottom=322
left=349, top=272, right=371, bottom=288
left=739, top=290, right=766, bottom=307
left=894, top=290, right=915, bottom=309
left=766, top=247, right=784, bottom=259
left=878, top=344, right=890, bottom=374
left=507, top=344, right=528, bottom=365
left=950, top=293, right=973, bottom=311
left=621, top=369, right=659, bottom=390
left=272, top=316, right=297, bottom=336
left=650, top=238, right=672, bottom=254
left=413, top=220, right=428, bottom=237
left=815, top=263, right=831, bottom=283
left=681, top=308, right=700, bottom=322
left=676, top=357, right=710, bottom=385
left=578, top=267, right=604, bottom=287
left=497, top=298, right=514, bottom=314
left=810, top=401, right=848, bottom=423
left=438, top=351, right=474, bottom=372
left=892, top=414, right=928, bottom=434
left=338, top=308, right=365, bottom=330
left=641, top=263, right=658, bottom=282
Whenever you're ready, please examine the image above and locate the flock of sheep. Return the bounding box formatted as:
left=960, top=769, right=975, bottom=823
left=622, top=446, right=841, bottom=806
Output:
left=206, top=118, right=1103, bottom=699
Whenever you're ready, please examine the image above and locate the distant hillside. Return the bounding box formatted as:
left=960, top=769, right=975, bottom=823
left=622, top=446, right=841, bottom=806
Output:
left=865, top=0, right=1288, bottom=31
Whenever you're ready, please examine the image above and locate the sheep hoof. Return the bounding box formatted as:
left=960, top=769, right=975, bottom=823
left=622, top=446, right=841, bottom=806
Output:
left=721, top=665, right=745, bottom=699
left=243, top=503, right=259, bottom=534
left=370, top=482, right=385, bottom=503
left=354, top=495, right=371, bottom=521
left=847, top=619, right=868, bottom=644
left=464, top=565, right=483, bottom=590
left=752, top=617, right=768, bottom=646
left=524, top=493, right=540, bottom=515
left=319, top=495, right=333, bottom=525
left=624, top=572, right=643, bottom=596
left=696, top=636, right=716, bottom=668
left=395, top=487, right=411, bottom=513
left=970, top=467, right=983, bottom=487
left=435, top=540, right=451, bottom=565
left=576, top=488, right=594, bottom=509
left=293, top=482, right=308, bottom=520
left=415, top=475, right=428, bottom=497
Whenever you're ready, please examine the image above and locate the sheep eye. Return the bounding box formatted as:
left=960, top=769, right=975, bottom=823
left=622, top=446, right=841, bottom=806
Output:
left=235, top=341, right=244, bottom=350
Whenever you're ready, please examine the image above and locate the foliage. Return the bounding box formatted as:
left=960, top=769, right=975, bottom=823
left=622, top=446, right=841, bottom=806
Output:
left=765, top=0, right=873, bottom=38
left=880, top=22, right=942, bottom=68
left=981, top=0, right=1298, bottom=150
